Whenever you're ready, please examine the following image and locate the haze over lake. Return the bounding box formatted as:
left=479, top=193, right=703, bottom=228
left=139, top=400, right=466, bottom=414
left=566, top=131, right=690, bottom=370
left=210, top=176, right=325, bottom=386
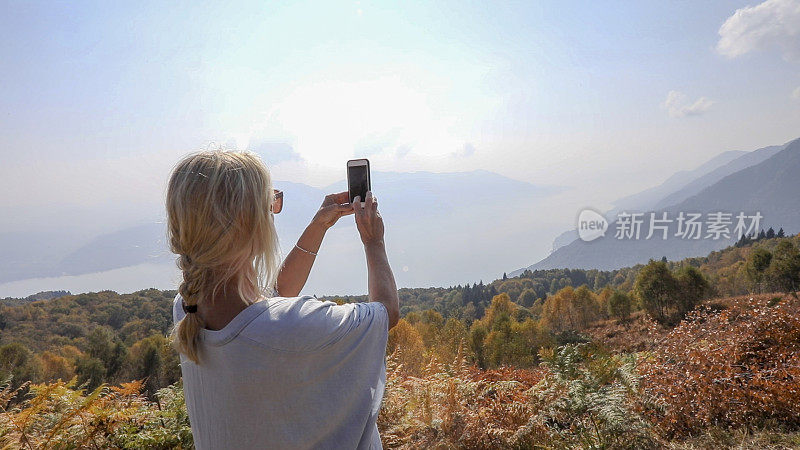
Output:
left=2, top=1, right=799, bottom=298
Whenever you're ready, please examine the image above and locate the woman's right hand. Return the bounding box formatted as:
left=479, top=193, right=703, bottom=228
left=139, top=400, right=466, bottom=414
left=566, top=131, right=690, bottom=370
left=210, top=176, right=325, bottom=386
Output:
left=353, top=191, right=384, bottom=247
left=355, top=191, right=399, bottom=329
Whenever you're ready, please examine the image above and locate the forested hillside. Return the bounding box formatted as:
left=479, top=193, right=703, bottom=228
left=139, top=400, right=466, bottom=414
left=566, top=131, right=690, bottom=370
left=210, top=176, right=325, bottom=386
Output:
left=326, top=231, right=800, bottom=321
left=0, top=289, right=180, bottom=397
left=1, top=234, right=799, bottom=448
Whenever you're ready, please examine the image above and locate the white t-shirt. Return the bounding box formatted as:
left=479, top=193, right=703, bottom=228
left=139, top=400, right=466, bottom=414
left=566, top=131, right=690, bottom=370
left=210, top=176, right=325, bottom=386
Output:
left=172, top=293, right=389, bottom=450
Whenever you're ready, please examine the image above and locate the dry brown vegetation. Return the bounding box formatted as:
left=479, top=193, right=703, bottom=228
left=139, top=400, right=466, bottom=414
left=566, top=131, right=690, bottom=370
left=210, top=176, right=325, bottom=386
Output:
left=378, top=292, right=800, bottom=448
left=583, top=310, right=669, bottom=354
left=1, top=292, right=798, bottom=448
left=639, top=293, right=800, bottom=438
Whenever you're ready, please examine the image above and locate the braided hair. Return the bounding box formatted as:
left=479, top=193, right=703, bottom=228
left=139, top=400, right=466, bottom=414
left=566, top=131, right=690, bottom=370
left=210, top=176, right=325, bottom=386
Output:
left=166, top=150, right=281, bottom=363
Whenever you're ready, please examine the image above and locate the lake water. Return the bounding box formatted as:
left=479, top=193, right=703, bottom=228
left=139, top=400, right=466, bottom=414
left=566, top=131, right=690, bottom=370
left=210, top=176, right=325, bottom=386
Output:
left=0, top=262, right=183, bottom=299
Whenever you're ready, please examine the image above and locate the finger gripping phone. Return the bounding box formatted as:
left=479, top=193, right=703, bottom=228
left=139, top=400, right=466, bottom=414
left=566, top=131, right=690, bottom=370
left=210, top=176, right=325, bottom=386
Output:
left=347, top=159, right=371, bottom=203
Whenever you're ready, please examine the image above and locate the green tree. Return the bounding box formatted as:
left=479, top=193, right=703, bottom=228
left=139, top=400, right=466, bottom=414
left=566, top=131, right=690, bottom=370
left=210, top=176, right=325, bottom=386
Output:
left=510, top=318, right=552, bottom=366
left=593, top=272, right=609, bottom=291
left=460, top=302, right=477, bottom=324
left=107, top=341, right=128, bottom=380
left=607, top=291, right=632, bottom=322
left=549, top=279, right=559, bottom=294
left=745, top=248, right=772, bottom=293
left=634, top=260, right=679, bottom=324
left=124, top=335, right=181, bottom=397
left=0, top=343, right=38, bottom=387
left=518, top=288, right=538, bottom=307
left=768, top=241, right=800, bottom=297
left=76, top=356, right=106, bottom=391
left=498, top=280, right=523, bottom=303
left=468, top=323, right=488, bottom=369
left=484, top=313, right=513, bottom=367
left=675, top=266, right=710, bottom=315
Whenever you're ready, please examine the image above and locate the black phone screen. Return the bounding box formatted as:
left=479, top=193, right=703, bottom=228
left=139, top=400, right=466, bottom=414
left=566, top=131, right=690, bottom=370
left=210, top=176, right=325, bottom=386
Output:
left=348, top=164, right=370, bottom=203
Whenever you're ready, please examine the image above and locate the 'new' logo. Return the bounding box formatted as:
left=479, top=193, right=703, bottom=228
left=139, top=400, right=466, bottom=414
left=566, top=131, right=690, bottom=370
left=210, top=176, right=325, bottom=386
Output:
left=577, top=209, right=608, bottom=242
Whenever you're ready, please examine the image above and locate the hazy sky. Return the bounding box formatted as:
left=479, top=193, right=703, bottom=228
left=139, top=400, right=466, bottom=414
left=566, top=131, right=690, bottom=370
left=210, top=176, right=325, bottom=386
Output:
left=1, top=0, right=799, bottom=231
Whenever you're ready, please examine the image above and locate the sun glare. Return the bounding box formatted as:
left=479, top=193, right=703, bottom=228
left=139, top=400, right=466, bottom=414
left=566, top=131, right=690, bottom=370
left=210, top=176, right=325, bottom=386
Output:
left=241, top=77, right=463, bottom=168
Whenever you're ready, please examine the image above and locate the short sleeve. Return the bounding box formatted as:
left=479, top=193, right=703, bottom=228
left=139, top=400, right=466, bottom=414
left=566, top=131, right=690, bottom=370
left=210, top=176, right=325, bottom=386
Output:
left=311, top=301, right=389, bottom=352
left=172, top=294, right=185, bottom=324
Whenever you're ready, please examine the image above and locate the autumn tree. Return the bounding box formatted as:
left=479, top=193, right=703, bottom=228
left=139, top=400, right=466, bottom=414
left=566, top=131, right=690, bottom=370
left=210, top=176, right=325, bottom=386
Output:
left=387, top=319, right=427, bottom=375
left=433, top=317, right=470, bottom=367
left=415, top=310, right=445, bottom=349
left=597, top=286, right=613, bottom=319
left=573, top=285, right=601, bottom=322
left=470, top=293, right=551, bottom=368
left=37, top=351, right=75, bottom=382
left=541, top=286, right=600, bottom=333
left=472, top=294, right=515, bottom=368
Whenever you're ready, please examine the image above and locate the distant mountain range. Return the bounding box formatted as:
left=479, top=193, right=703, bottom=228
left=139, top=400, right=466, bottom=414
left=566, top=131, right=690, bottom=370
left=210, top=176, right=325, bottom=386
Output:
left=512, top=137, right=800, bottom=274
left=611, top=149, right=748, bottom=214
left=510, top=135, right=800, bottom=276
left=548, top=143, right=786, bottom=254
left=0, top=169, right=562, bottom=293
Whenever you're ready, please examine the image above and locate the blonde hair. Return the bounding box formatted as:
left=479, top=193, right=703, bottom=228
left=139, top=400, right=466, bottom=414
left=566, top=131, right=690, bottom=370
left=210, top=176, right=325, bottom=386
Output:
left=166, top=150, right=281, bottom=363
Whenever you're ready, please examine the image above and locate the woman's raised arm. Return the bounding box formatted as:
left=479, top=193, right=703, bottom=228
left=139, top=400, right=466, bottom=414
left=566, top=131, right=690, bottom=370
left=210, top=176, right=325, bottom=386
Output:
left=275, top=192, right=353, bottom=297
left=354, top=191, right=400, bottom=329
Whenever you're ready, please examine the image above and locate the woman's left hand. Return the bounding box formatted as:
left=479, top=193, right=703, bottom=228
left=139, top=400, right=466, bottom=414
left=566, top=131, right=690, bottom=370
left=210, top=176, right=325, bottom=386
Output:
left=312, top=191, right=354, bottom=229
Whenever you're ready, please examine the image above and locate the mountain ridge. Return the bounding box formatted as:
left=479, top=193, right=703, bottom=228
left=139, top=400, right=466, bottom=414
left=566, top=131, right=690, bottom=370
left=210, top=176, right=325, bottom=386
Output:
left=513, top=137, right=800, bottom=274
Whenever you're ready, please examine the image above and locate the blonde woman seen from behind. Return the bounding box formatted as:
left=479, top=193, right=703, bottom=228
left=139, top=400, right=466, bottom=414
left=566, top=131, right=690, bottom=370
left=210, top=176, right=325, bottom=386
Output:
left=166, top=150, right=400, bottom=450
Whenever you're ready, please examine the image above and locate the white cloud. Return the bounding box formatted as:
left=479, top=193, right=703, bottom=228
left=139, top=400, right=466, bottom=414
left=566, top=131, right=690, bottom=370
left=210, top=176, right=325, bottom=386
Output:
left=717, top=0, right=800, bottom=62
left=793, top=86, right=800, bottom=99
left=662, top=91, right=715, bottom=118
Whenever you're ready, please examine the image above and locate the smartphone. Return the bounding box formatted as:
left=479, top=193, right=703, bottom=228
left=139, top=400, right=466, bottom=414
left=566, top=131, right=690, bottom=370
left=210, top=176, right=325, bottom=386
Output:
left=347, top=159, right=371, bottom=204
